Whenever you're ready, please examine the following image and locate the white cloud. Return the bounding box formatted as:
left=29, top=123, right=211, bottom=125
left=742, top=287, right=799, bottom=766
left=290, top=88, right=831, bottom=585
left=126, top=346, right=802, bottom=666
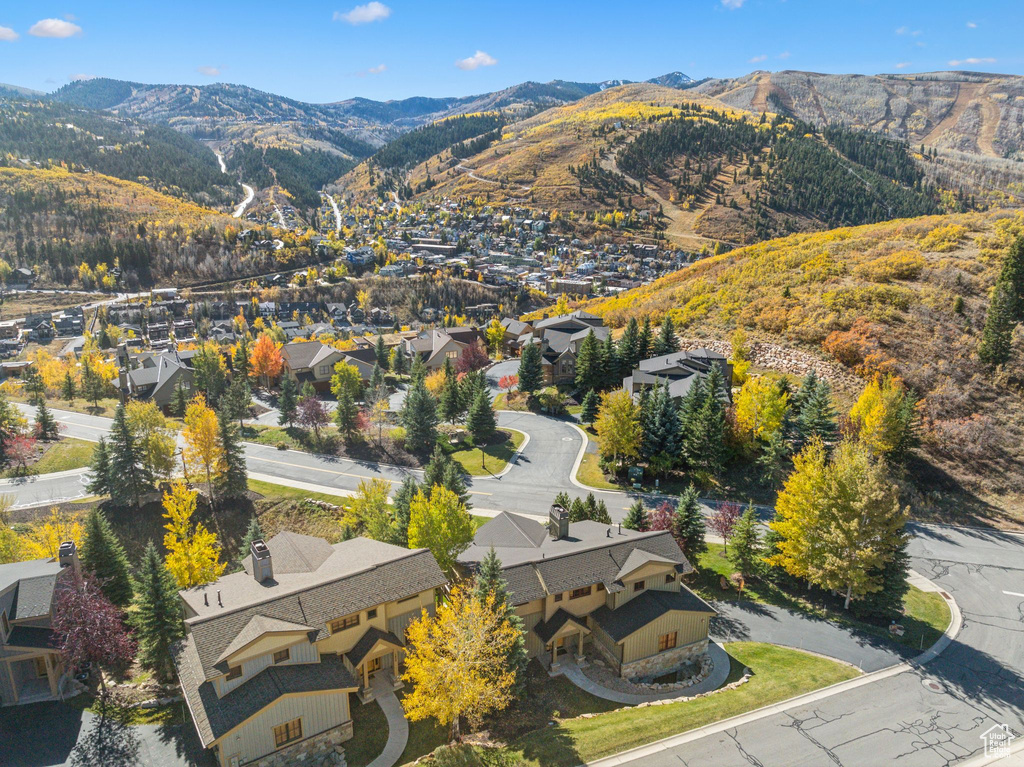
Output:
left=70, top=73, right=96, bottom=81
left=29, top=18, right=82, bottom=38
left=197, top=65, right=221, bottom=77
left=778, top=51, right=791, bottom=60
left=0, top=26, right=18, bottom=41
left=895, top=62, right=912, bottom=69
left=948, top=57, right=996, bottom=67
left=721, top=0, right=746, bottom=8
left=895, top=26, right=921, bottom=36
left=455, top=50, right=497, bottom=71
left=368, top=63, right=387, bottom=74
left=966, top=21, right=977, bottom=28
left=333, top=2, right=391, bottom=25
left=749, top=54, right=768, bottom=63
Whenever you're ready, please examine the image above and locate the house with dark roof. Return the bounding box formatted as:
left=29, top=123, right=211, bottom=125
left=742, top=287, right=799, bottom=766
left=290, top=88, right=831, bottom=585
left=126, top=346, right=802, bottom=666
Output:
left=0, top=542, right=79, bottom=706
left=514, top=310, right=609, bottom=384
left=622, top=349, right=733, bottom=404
left=125, top=350, right=195, bottom=412
left=173, top=532, right=446, bottom=767
left=402, top=327, right=486, bottom=371
left=280, top=341, right=375, bottom=392
left=458, top=508, right=715, bottom=680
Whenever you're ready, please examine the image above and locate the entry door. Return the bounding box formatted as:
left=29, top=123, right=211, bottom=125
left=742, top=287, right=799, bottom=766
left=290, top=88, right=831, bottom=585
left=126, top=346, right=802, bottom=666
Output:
left=34, top=656, right=47, bottom=678
left=554, top=637, right=566, bottom=657
left=367, top=656, right=382, bottom=673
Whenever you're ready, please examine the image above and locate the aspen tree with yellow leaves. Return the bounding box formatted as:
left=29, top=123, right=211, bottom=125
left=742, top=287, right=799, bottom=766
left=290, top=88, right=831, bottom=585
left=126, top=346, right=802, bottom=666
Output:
left=162, top=482, right=225, bottom=589
left=183, top=395, right=224, bottom=508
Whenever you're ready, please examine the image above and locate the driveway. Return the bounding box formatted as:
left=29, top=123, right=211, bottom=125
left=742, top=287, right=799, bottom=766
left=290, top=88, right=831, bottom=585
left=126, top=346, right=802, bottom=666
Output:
left=0, top=700, right=210, bottom=767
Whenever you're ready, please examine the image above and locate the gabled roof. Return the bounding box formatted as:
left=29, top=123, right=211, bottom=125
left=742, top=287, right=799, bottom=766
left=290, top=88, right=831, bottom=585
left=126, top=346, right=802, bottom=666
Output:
left=0, top=558, right=64, bottom=620
left=614, top=549, right=680, bottom=582
left=280, top=341, right=337, bottom=371
left=534, top=608, right=590, bottom=644
left=345, top=627, right=405, bottom=668
left=241, top=531, right=334, bottom=576
left=473, top=512, right=549, bottom=549
left=215, top=616, right=315, bottom=664
left=590, top=589, right=716, bottom=642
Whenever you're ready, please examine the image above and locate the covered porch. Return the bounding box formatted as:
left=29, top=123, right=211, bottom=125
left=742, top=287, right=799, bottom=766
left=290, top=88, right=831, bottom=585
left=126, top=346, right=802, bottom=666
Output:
left=534, top=609, right=591, bottom=674
left=4, top=650, right=65, bottom=705
left=343, top=627, right=405, bottom=703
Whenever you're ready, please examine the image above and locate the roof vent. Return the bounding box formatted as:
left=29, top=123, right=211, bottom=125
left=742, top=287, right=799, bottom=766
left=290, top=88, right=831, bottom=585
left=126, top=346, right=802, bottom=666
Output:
left=549, top=505, right=569, bottom=541
left=251, top=539, right=274, bottom=583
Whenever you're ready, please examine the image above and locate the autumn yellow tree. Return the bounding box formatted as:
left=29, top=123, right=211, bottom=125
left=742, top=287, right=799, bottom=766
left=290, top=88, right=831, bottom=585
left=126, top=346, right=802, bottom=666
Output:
left=26, top=507, right=83, bottom=559
left=849, top=374, right=919, bottom=459
left=402, top=586, right=518, bottom=741
left=408, top=486, right=474, bottom=574
left=250, top=333, right=283, bottom=388
left=183, top=395, right=224, bottom=507
left=735, top=374, right=789, bottom=443
left=162, top=482, right=225, bottom=589
left=126, top=400, right=177, bottom=479
left=595, top=389, right=641, bottom=467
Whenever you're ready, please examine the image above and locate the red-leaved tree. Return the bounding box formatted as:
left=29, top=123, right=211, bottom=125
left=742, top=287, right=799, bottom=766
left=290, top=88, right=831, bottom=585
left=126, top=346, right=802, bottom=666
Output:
left=297, top=396, right=330, bottom=445
left=51, top=575, right=136, bottom=696
left=456, top=339, right=490, bottom=374
left=709, top=501, right=742, bottom=553
left=498, top=374, right=518, bottom=393
left=6, top=434, right=37, bottom=474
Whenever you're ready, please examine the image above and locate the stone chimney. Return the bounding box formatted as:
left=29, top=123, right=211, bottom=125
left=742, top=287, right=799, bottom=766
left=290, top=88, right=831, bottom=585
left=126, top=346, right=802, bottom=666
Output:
left=251, top=539, right=273, bottom=583
left=58, top=540, right=80, bottom=578
left=548, top=505, right=569, bottom=541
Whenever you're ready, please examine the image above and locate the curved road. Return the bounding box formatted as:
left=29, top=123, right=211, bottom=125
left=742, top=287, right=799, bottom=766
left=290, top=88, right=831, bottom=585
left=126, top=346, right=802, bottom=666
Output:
left=4, top=401, right=1023, bottom=766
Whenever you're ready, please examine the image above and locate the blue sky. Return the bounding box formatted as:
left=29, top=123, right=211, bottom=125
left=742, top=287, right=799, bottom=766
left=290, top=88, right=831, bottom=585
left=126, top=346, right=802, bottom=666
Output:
left=1, top=0, right=1020, bottom=103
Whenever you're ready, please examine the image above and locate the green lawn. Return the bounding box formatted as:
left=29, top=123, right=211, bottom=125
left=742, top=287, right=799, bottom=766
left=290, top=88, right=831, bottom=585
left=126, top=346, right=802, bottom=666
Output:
left=407, top=642, right=859, bottom=767
left=247, top=478, right=353, bottom=508
left=446, top=429, right=525, bottom=477
left=575, top=429, right=619, bottom=490
left=693, top=543, right=951, bottom=652
left=2, top=437, right=95, bottom=478
left=10, top=394, right=123, bottom=419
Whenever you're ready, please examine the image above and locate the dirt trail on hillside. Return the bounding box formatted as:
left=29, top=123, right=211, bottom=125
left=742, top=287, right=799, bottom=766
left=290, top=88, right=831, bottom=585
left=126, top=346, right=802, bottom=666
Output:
left=921, top=82, right=1001, bottom=157
left=750, top=74, right=772, bottom=113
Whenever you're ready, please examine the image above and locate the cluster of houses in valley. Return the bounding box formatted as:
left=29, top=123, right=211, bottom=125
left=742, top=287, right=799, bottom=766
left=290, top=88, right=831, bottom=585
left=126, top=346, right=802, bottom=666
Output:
left=0, top=504, right=717, bottom=767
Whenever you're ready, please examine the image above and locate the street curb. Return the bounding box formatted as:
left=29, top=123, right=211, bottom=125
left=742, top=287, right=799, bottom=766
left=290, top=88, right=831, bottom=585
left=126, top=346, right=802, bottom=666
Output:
left=584, top=567, right=962, bottom=766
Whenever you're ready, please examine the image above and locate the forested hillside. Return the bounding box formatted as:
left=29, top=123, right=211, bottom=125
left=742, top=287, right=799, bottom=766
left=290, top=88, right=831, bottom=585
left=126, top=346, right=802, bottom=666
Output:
left=0, top=98, right=234, bottom=207
left=583, top=210, right=1024, bottom=524
left=226, top=143, right=354, bottom=210
left=0, top=166, right=244, bottom=288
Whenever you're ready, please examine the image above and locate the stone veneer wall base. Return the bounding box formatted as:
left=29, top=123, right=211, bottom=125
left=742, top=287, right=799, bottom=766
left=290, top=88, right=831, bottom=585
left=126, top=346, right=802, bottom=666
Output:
left=252, top=720, right=353, bottom=767
left=620, top=639, right=709, bottom=681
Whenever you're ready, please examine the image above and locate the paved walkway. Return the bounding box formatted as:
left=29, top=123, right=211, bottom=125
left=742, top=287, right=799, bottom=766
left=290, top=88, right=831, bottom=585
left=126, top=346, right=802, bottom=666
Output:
left=557, top=642, right=731, bottom=705
left=365, top=674, right=408, bottom=767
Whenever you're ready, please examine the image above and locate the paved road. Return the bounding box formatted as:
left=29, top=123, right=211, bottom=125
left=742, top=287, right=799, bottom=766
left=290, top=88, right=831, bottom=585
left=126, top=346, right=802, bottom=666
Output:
left=613, top=523, right=1024, bottom=767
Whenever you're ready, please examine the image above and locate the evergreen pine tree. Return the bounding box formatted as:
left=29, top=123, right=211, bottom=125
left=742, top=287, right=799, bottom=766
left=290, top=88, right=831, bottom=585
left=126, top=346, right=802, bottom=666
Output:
left=391, top=347, right=407, bottom=376
left=466, top=386, right=496, bottom=449
left=600, top=332, right=620, bottom=390
left=401, top=377, right=438, bottom=454
left=233, top=335, right=252, bottom=380
left=131, top=542, right=184, bottom=681
left=623, top=500, right=649, bottom=531
left=391, top=476, right=419, bottom=547
left=23, top=367, right=45, bottom=405
left=370, top=363, right=385, bottom=392
left=34, top=400, right=59, bottom=441
left=797, top=378, right=838, bottom=444
left=851, top=533, right=911, bottom=621
left=87, top=437, right=113, bottom=496
left=729, top=504, right=763, bottom=577
left=410, top=354, right=426, bottom=384
left=375, top=335, right=390, bottom=372
left=108, top=403, right=154, bottom=507
left=579, top=388, right=599, bottom=425
left=441, top=460, right=472, bottom=510
left=673, top=485, right=707, bottom=561
left=278, top=376, right=298, bottom=426
left=637, top=316, right=653, bottom=362
left=221, top=377, right=252, bottom=428
left=618, top=317, right=640, bottom=372
left=553, top=491, right=572, bottom=510
left=423, top=444, right=451, bottom=490
left=439, top=372, right=463, bottom=424
left=574, top=330, right=602, bottom=393
left=61, top=371, right=76, bottom=403
left=238, top=516, right=264, bottom=563
left=978, top=280, right=1018, bottom=366
left=652, top=314, right=679, bottom=356
left=217, top=412, right=248, bottom=499
left=517, top=342, right=543, bottom=395
left=473, top=548, right=529, bottom=697
left=334, top=385, right=359, bottom=438
left=171, top=380, right=189, bottom=419
left=81, top=508, right=134, bottom=607
left=689, top=366, right=726, bottom=475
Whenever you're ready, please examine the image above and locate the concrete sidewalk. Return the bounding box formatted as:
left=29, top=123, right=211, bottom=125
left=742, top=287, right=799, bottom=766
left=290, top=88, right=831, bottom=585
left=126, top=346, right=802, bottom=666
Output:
left=365, top=674, right=408, bottom=767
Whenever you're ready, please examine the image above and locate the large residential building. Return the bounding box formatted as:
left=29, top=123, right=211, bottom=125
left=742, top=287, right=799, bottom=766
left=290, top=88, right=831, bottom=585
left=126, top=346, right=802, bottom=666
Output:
left=173, top=532, right=445, bottom=767
left=622, top=349, right=733, bottom=403
left=123, top=349, right=196, bottom=412
left=280, top=341, right=377, bottom=392
left=509, top=310, right=609, bottom=384
left=402, top=327, right=486, bottom=371
left=457, top=508, right=716, bottom=679
left=0, top=542, right=79, bottom=706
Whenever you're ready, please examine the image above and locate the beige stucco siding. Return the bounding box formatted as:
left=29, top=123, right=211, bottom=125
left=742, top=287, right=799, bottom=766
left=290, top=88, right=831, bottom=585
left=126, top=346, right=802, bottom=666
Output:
left=620, top=612, right=710, bottom=665
left=215, top=690, right=352, bottom=767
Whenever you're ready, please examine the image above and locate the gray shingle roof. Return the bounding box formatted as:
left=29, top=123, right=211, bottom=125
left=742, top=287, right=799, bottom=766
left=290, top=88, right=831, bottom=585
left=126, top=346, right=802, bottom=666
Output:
left=241, top=531, right=334, bottom=576
left=345, top=627, right=404, bottom=668
left=590, top=588, right=717, bottom=642
left=173, top=634, right=357, bottom=747
left=215, top=616, right=315, bottom=664
left=0, top=559, right=65, bottom=620
left=182, top=536, right=446, bottom=680
left=533, top=608, right=589, bottom=644
left=4, top=625, right=54, bottom=649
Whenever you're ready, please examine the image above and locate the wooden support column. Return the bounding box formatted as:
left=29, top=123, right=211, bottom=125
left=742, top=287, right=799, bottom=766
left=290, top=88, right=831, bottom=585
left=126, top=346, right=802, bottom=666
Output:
left=45, top=654, right=58, bottom=698
left=577, top=631, right=583, bottom=658
left=362, top=660, right=368, bottom=691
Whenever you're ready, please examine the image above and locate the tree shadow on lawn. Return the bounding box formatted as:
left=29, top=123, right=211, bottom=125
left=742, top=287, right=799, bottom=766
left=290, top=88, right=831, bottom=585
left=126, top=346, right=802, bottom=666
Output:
left=68, top=695, right=140, bottom=767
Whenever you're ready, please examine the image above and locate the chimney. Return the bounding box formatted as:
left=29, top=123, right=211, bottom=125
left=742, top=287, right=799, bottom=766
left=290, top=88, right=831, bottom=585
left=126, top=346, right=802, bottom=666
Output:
left=548, top=505, right=569, bottom=541
left=251, top=539, right=273, bottom=583
left=58, top=540, right=80, bottom=578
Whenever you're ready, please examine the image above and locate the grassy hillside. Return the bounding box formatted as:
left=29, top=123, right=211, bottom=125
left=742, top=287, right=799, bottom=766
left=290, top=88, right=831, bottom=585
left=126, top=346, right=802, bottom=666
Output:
left=584, top=210, right=1024, bottom=526
left=0, top=166, right=243, bottom=288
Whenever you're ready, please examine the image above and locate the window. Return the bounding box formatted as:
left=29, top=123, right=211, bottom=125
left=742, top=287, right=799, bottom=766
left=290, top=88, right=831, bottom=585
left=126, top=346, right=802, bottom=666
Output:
left=329, top=614, right=360, bottom=634
left=367, top=608, right=378, bottom=619
left=318, top=365, right=330, bottom=376
left=665, top=573, right=675, bottom=584
left=553, top=593, right=563, bottom=603
left=226, top=665, right=242, bottom=681
left=597, top=583, right=605, bottom=592
left=273, top=718, right=303, bottom=748
left=633, top=580, right=646, bottom=592
left=273, top=648, right=290, bottom=664
left=570, top=586, right=592, bottom=600
left=658, top=632, right=678, bottom=652
left=445, top=350, right=458, bottom=359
